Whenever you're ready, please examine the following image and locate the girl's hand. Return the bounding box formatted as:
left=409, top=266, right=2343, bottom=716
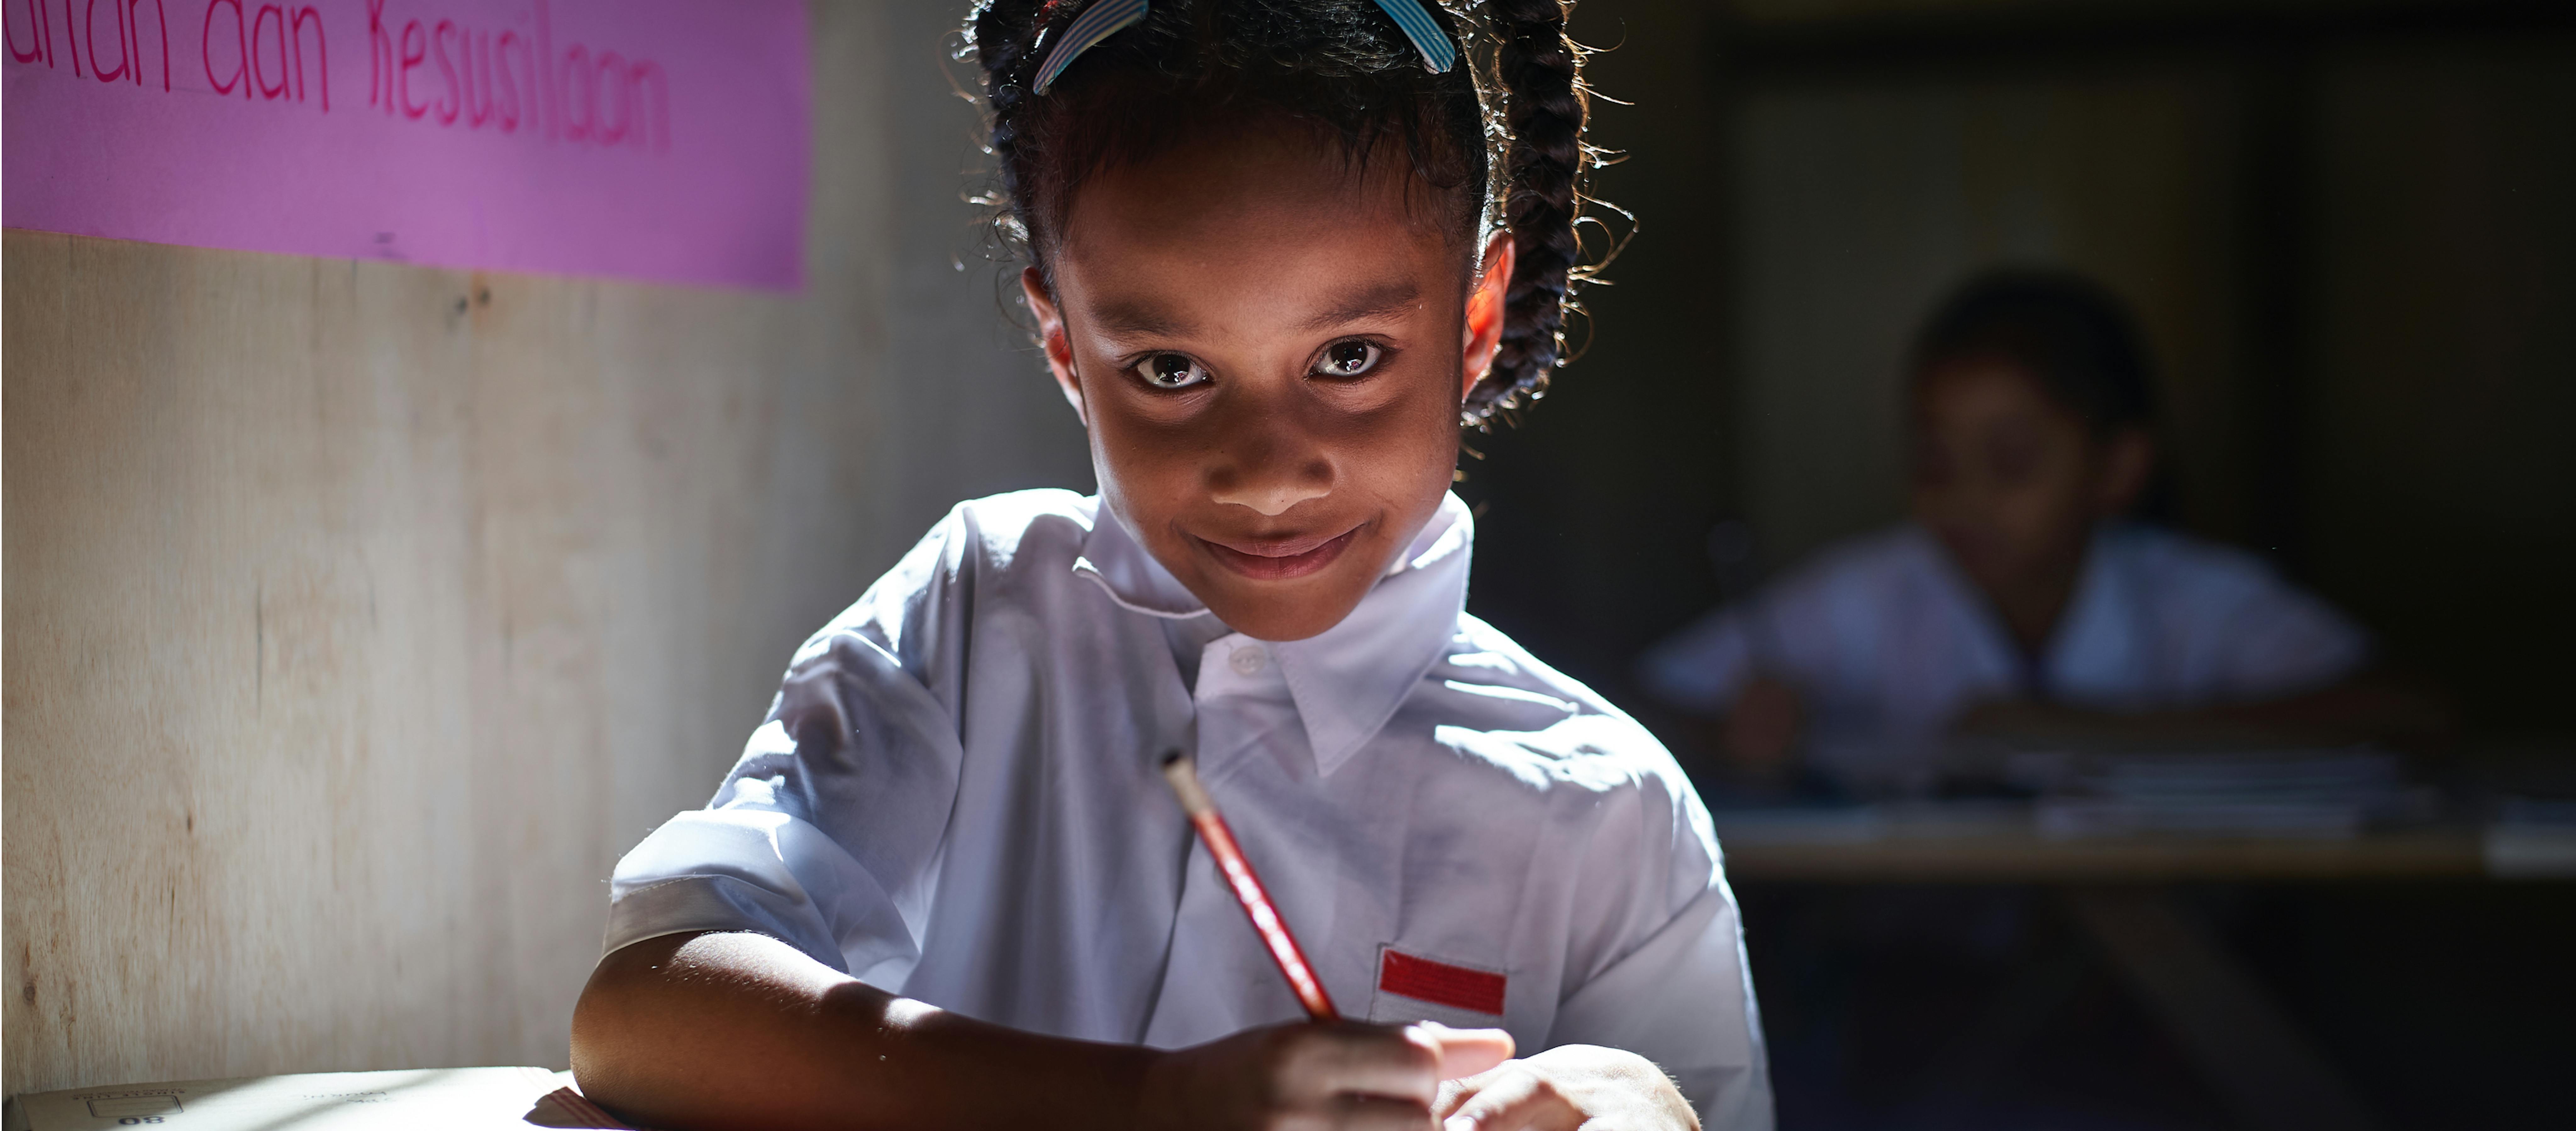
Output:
left=1139, top=1020, right=1514, bottom=1130
left=1434, top=1045, right=1699, bottom=1131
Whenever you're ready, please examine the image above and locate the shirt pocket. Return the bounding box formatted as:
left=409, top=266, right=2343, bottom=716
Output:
left=1364, top=944, right=1509, bottom=1029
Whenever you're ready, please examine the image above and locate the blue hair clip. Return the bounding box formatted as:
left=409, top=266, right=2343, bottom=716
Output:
left=1370, top=0, right=1459, bottom=74
left=1030, top=0, right=1151, bottom=95
left=1031, top=0, right=1457, bottom=96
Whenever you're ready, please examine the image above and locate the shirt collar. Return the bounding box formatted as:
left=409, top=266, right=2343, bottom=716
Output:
left=1071, top=501, right=1213, bottom=619
left=1913, top=519, right=2133, bottom=702
left=2040, top=523, right=2144, bottom=699
left=1073, top=494, right=1475, bottom=777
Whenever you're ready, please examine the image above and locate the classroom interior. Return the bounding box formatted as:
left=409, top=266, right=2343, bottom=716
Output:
left=5, top=0, right=2571, bottom=1128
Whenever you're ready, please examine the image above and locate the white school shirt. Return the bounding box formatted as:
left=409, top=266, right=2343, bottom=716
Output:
left=1639, top=522, right=2371, bottom=791
left=605, top=490, right=1773, bottom=1128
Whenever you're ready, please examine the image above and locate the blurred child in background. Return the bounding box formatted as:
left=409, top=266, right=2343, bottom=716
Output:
left=1641, top=270, right=2423, bottom=795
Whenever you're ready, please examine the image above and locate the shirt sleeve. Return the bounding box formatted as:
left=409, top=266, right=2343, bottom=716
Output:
left=1543, top=764, right=1774, bottom=1128
left=1637, top=531, right=1915, bottom=720
left=601, top=509, right=975, bottom=990
left=2129, top=530, right=2374, bottom=703
left=2207, top=571, right=2373, bottom=702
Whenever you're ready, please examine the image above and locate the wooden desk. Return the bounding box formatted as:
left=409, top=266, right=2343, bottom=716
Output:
left=1715, top=806, right=2573, bottom=1131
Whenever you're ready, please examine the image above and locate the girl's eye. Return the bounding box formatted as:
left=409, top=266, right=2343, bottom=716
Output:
left=1133, top=353, right=1210, bottom=389
left=1313, top=340, right=1382, bottom=379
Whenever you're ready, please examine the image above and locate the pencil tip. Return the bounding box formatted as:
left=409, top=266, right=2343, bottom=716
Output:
left=1160, top=749, right=1185, bottom=768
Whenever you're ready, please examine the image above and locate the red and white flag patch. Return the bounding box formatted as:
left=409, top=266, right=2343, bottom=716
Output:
left=1377, top=947, right=1507, bottom=1015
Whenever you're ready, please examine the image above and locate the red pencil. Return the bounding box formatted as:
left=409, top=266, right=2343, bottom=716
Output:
left=1160, top=751, right=1340, bottom=1021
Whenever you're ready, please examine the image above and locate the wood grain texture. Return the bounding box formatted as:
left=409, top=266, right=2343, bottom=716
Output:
left=3, top=0, right=1089, bottom=1095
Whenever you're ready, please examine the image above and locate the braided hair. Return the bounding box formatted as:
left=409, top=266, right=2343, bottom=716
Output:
left=963, top=0, right=1598, bottom=427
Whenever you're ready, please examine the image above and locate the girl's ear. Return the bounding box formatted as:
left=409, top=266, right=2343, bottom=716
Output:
left=1021, top=267, right=1088, bottom=427
left=1460, top=232, right=1515, bottom=401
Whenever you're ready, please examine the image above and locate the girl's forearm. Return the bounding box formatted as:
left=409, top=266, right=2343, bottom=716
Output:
left=570, top=931, right=1155, bottom=1131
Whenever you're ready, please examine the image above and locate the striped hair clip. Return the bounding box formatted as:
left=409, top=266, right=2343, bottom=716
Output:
left=1030, top=0, right=1459, bottom=95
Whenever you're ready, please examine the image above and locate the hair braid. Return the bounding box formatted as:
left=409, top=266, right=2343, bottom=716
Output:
left=968, top=0, right=1055, bottom=254
left=1472, top=0, right=1586, bottom=425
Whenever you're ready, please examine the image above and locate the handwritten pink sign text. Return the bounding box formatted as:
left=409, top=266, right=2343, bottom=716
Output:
left=5, top=0, right=809, bottom=289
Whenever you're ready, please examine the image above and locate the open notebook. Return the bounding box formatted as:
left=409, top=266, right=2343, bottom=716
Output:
left=5, top=1068, right=631, bottom=1131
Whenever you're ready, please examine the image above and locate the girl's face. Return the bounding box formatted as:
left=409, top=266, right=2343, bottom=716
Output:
left=1907, top=360, right=2151, bottom=604
left=1024, top=125, right=1511, bottom=641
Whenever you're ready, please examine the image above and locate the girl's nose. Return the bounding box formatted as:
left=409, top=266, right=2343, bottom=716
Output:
left=1210, top=472, right=1332, bottom=516
left=1206, top=423, right=1334, bottom=516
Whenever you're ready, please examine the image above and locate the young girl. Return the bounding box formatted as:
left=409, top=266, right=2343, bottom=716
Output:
left=569, top=2, right=1768, bottom=1128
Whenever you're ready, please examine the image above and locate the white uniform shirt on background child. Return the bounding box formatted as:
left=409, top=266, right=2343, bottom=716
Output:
left=1640, top=522, right=2372, bottom=792
left=606, top=490, right=1773, bottom=1128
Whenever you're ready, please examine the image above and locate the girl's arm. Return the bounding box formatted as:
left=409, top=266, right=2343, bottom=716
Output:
left=572, top=931, right=1147, bottom=1130
left=571, top=931, right=1510, bottom=1131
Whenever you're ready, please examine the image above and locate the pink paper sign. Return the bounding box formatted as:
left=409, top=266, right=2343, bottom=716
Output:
left=5, top=0, right=809, bottom=289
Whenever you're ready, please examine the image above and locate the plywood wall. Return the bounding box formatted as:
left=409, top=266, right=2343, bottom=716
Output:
left=3, top=0, right=1090, bottom=1095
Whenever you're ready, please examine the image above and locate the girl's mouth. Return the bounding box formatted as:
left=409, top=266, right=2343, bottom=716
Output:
left=1197, top=526, right=1363, bottom=581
